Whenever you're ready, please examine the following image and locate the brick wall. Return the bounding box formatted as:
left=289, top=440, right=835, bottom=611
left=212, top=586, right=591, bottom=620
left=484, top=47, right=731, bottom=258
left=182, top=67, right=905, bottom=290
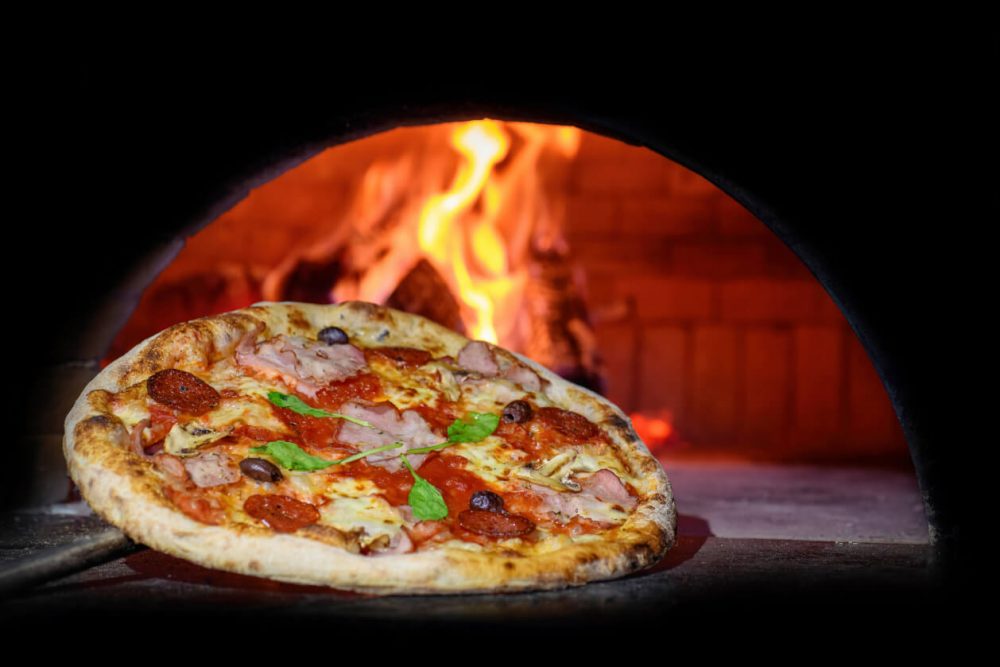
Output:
left=565, top=134, right=906, bottom=462
left=130, top=125, right=907, bottom=464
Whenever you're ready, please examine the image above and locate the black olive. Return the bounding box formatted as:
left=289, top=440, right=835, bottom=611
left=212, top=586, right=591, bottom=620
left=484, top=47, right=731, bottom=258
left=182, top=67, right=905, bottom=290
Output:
left=469, top=490, right=505, bottom=513
left=240, top=458, right=283, bottom=483
left=318, top=326, right=349, bottom=345
left=502, top=400, right=532, bottom=424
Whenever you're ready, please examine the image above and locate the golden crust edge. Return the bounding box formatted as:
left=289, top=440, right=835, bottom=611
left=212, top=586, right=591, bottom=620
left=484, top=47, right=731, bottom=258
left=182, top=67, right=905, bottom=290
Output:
left=63, top=301, right=677, bottom=595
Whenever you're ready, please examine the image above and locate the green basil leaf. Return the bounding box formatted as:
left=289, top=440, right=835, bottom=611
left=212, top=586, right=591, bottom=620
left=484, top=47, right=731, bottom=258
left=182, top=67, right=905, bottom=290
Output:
left=332, top=441, right=404, bottom=465
left=250, top=440, right=335, bottom=471
left=267, top=391, right=377, bottom=428
left=267, top=391, right=332, bottom=417
left=251, top=439, right=406, bottom=471
left=446, top=412, right=500, bottom=443
left=400, top=455, right=448, bottom=520
left=406, top=412, right=501, bottom=455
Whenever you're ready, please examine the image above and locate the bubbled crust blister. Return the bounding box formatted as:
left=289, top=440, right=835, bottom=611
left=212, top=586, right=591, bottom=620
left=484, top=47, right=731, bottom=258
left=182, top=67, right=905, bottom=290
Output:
left=63, top=301, right=676, bottom=595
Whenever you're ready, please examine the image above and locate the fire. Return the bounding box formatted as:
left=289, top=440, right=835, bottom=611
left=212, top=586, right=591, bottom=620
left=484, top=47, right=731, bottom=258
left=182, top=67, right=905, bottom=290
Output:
left=288, top=119, right=581, bottom=348
left=417, top=121, right=512, bottom=342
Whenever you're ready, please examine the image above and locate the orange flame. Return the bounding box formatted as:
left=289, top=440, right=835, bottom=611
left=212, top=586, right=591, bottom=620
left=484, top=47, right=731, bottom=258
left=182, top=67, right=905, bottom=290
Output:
left=417, top=121, right=512, bottom=342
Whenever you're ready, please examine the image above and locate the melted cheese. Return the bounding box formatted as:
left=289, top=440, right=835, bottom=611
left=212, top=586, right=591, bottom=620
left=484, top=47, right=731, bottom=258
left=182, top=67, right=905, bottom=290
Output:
left=372, top=360, right=443, bottom=410
left=319, top=496, right=403, bottom=548
left=458, top=377, right=527, bottom=413
left=164, top=423, right=230, bottom=456
left=110, top=401, right=150, bottom=430
left=560, top=493, right=631, bottom=525
left=199, top=395, right=288, bottom=434
left=450, top=437, right=528, bottom=483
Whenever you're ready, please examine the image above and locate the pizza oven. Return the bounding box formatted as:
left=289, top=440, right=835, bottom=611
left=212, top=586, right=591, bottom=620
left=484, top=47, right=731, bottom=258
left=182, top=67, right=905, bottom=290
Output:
left=2, top=61, right=965, bottom=634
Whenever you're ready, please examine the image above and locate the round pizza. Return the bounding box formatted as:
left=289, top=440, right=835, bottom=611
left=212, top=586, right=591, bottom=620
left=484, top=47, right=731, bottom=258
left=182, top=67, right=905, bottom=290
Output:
left=63, top=301, right=676, bottom=594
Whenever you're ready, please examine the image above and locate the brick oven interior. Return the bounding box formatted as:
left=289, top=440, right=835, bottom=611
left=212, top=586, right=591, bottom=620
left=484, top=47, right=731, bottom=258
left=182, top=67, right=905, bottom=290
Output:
left=113, top=124, right=910, bottom=466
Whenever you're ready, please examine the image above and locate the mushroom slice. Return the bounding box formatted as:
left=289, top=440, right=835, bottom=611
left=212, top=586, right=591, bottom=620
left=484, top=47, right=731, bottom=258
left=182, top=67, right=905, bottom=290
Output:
left=164, top=423, right=232, bottom=457
left=513, top=451, right=598, bottom=492
left=534, top=450, right=577, bottom=477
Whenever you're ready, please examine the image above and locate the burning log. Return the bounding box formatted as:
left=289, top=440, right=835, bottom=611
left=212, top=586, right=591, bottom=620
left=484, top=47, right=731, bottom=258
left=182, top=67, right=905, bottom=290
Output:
left=522, top=246, right=603, bottom=392
left=272, top=251, right=346, bottom=304
left=386, top=259, right=465, bottom=334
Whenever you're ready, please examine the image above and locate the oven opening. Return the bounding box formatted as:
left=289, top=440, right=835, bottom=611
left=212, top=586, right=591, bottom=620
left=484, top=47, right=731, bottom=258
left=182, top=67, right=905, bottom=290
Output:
left=104, top=120, right=926, bottom=547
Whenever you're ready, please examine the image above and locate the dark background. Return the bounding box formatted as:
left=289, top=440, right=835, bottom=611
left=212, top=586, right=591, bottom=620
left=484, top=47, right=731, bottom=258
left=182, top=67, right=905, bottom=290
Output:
left=5, top=44, right=981, bottom=628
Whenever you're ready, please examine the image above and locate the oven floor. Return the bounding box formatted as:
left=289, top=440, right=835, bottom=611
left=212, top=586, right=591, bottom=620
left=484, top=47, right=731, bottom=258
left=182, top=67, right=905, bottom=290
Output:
left=0, top=462, right=940, bottom=632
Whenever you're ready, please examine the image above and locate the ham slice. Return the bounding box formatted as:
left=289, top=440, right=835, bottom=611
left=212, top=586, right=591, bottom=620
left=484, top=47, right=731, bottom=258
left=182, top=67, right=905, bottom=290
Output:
left=237, top=334, right=367, bottom=397
left=521, top=483, right=590, bottom=519
left=338, top=400, right=440, bottom=472
left=578, top=469, right=638, bottom=510
left=153, top=452, right=188, bottom=482
left=458, top=377, right=524, bottom=405
left=130, top=419, right=152, bottom=459
left=184, top=451, right=240, bottom=488
left=457, top=341, right=541, bottom=392
left=457, top=341, right=499, bottom=376
left=517, top=469, right=637, bottom=523
left=503, top=363, right=542, bottom=392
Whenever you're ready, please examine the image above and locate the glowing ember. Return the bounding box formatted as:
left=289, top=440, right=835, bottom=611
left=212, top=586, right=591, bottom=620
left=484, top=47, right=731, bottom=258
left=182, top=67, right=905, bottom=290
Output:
left=630, top=412, right=674, bottom=451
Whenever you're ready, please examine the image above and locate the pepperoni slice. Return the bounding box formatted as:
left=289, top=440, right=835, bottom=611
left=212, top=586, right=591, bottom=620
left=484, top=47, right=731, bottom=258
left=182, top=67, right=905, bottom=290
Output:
left=163, top=484, right=224, bottom=525
left=244, top=494, right=320, bottom=533
left=147, top=369, right=220, bottom=415
left=366, top=346, right=432, bottom=368
left=457, top=509, right=536, bottom=538
left=535, top=407, right=600, bottom=440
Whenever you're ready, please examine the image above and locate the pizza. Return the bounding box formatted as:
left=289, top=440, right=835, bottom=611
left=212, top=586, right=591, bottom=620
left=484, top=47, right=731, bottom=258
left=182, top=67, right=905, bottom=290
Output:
left=63, top=301, right=676, bottom=594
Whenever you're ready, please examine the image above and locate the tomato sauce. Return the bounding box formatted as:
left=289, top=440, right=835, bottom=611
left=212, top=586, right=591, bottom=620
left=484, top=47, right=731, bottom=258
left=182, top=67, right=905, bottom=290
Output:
left=314, top=373, right=383, bottom=411
left=494, top=420, right=547, bottom=458
left=274, top=406, right=339, bottom=448
left=231, top=424, right=287, bottom=443
left=334, top=460, right=414, bottom=506
left=416, top=453, right=492, bottom=518
left=147, top=403, right=179, bottom=444
left=334, top=452, right=494, bottom=529
left=411, top=401, right=460, bottom=433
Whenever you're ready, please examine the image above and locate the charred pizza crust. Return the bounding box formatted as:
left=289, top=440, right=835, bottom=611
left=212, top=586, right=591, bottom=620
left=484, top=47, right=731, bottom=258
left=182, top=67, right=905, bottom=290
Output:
left=63, top=301, right=676, bottom=595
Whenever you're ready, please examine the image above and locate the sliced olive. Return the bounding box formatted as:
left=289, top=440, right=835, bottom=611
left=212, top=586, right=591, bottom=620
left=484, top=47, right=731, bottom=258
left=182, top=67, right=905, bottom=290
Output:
left=318, top=326, right=349, bottom=345
left=469, top=490, right=505, bottom=513
left=240, top=457, right=283, bottom=483
left=502, top=400, right=532, bottom=424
